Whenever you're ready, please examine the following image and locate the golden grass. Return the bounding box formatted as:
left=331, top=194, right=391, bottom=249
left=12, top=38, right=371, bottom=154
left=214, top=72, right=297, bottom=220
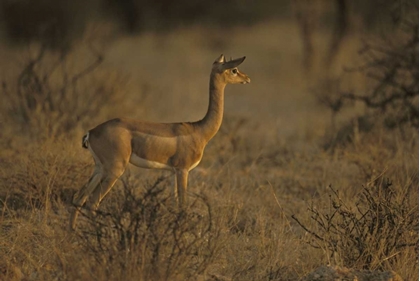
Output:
left=0, top=20, right=418, bottom=280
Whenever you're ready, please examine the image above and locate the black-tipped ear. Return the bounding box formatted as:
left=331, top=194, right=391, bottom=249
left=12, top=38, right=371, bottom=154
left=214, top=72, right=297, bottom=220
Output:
left=222, top=56, right=246, bottom=69
left=214, top=54, right=225, bottom=64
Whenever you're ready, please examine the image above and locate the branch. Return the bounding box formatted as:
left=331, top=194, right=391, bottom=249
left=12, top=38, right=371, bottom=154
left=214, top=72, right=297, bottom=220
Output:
left=291, top=214, right=326, bottom=242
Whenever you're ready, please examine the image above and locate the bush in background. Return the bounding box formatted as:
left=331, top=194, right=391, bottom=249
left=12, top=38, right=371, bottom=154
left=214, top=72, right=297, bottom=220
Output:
left=0, top=43, right=128, bottom=139
left=316, top=0, right=418, bottom=149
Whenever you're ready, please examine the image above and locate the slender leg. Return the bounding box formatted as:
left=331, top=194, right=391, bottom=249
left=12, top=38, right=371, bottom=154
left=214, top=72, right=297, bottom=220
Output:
left=176, top=169, right=189, bottom=207
left=87, top=174, right=121, bottom=211
left=172, top=174, right=179, bottom=206
left=70, top=168, right=102, bottom=230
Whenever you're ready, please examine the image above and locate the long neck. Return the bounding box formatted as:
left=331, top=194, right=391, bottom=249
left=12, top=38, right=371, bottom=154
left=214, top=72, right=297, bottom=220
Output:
left=195, top=73, right=226, bottom=142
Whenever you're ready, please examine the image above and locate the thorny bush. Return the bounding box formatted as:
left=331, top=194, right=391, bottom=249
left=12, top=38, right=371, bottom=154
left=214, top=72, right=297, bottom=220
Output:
left=316, top=2, right=418, bottom=144
left=76, top=175, right=222, bottom=281
left=292, top=179, right=418, bottom=271
left=1, top=43, right=126, bottom=138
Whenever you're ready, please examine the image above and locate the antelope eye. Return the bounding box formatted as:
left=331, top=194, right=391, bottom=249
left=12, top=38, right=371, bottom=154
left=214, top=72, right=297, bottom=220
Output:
left=231, top=68, right=238, bottom=74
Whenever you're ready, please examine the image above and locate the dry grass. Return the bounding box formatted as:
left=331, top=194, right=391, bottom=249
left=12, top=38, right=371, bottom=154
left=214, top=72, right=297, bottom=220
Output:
left=0, top=20, right=418, bottom=281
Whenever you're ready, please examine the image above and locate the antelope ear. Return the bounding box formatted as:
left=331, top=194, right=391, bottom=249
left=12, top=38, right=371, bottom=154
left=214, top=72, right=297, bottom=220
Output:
left=214, top=54, right=225, bottom=64
left=222, top=56, right=246, bottom=69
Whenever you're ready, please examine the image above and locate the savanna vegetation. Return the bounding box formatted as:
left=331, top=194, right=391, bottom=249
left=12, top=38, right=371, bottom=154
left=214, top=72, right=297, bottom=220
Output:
left=0, top=0, right=418, bottom=280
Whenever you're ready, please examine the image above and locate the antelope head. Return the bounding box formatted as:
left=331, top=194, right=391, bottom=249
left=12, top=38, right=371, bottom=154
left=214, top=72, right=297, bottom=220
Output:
left=212, top=54, right=251, bottom=85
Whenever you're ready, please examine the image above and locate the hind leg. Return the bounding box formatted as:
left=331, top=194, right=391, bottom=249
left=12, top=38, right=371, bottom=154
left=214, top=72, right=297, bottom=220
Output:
left=72, top=129, right=131, bottom=229
left=87, top=174, right=120, bottom=212
left=70, top=167, right=102, bottom=230
left=86, top=163, right=126, bottom=213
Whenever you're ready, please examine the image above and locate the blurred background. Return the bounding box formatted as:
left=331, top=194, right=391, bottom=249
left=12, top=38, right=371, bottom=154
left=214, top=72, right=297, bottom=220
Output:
left=0, top=0, right=417, bottom=141
left=0, top=2, right=418, bottom=280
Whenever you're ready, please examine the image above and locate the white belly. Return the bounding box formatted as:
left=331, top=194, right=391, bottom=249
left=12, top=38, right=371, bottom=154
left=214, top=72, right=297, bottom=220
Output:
left=129, top=154, right=173, bottom=170
left=188, top=159, right=201, bottom=171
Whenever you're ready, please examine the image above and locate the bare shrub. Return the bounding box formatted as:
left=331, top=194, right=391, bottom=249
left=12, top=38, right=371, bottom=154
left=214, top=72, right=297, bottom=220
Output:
left=292, top=180, right=418, bottom=275
left=76, top=175, right=222, bottom=281
left=315, top=0, right=418, bottom=149
left=342, top=14, right=418, bottom=129
left=0, top=43, right=128, bottom=138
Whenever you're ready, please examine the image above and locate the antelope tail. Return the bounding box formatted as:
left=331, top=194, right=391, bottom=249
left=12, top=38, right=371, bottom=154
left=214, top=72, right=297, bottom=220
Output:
left=82, top=132, right=89, bottom=149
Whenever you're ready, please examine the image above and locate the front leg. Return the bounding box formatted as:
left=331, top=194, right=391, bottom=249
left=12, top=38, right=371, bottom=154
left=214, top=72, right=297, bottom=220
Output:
left=175, top=169, right=189, bottom=207
left=172, top=170, right=179, bottom=206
